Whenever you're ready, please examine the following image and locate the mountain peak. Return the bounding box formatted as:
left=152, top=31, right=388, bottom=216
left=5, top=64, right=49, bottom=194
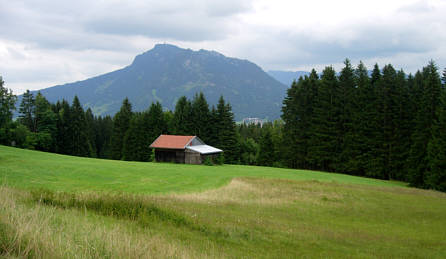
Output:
left=34, top=44, right=287, bottom=120
left=153, top=43, right=183, bottom=51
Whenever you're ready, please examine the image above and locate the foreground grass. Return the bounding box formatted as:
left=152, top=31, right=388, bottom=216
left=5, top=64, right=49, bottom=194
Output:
left=1, top=146, right=445, bottom=258
left=1, top=179, right=446, bottom=258
left=0, top=145, right=405, bottom=194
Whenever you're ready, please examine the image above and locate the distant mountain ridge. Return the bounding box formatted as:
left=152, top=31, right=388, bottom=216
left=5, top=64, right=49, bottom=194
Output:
left=267, top=70, right=310, bottom=86
left=31, top=44, right=288, bottom=120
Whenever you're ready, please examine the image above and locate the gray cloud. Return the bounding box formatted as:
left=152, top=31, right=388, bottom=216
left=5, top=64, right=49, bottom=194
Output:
left=0, top=0, right=445, bottom=94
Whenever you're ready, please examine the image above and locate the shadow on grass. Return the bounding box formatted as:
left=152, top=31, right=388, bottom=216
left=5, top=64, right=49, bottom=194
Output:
left=30, top=189, right=249, bottom=243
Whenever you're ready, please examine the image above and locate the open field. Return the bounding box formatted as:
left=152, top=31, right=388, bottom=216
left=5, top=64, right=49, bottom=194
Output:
left=0, top=145, right=405, bottom=194
left=1, top=145, right=445, bottom=258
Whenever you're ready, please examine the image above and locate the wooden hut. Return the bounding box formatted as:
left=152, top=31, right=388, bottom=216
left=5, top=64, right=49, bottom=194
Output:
left=149, top=135, right=223, bottom=164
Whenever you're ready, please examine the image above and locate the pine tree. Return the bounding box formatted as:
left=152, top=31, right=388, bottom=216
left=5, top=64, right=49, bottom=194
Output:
left=56, top=100, right=73, bottom=154
left=214, top=96, right=240, bottom=164
left=207, top=106, right=219, bottom=147
left=307, top=67, right=340, bottom=172
left=122, top=112, right=148, bottom=161
left=408, top=61, right=442, bottom=187
left=353, top=62, right=375, bottom=176
left=257, top=130, right=274, bottom=166
left=34, top=93, right=57, bottom=135
left=111, top=98, right=133, bottom=160
left=70, top=96, right=91, bottom=157
left=85, top=108, right=97, bottom=157
left=18, top=90, right=36, bottom=132
left=96, top=115, right=113, bottom=158
left=371, top=64, right=400, bottom=179
left=392, top=69, right=412, bottom=180
left=172, top=96, right=193, bottom=135
left=0, top=76, right=16, bottom=130
left=426, top=88, right=446, bottom=191
left=282, top=70, right=318, bottom=169
left=337, top=59, right=359, bottom=174
left=191, top=92, right=211, bottom=141
left=147, top=102, right=168, bottom=143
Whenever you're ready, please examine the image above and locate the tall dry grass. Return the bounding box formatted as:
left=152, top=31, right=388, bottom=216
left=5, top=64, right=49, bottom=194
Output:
left=0, top=186, right=209, bottom=258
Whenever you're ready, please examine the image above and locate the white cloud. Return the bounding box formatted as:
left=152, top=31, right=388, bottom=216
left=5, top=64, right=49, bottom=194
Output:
left=0, top=0, right=445, bottom=94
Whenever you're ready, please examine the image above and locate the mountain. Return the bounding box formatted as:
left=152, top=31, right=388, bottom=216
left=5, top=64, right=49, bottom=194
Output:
left=267, top=70, right=310, bottom=86
left=31, top=44, right=287, bottom=120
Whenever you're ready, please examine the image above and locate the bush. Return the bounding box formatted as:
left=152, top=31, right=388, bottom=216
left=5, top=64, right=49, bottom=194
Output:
left=203, top=156, right=213, bottom=166
left=215, top=153, right=224, bottom=165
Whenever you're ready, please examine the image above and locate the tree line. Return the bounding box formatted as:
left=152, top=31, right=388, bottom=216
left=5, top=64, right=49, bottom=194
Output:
left=0, top=84, right=239, bottom=164
left=279, top=60, right=446, bottom=191
left=1, top=59, right=445, bottom=191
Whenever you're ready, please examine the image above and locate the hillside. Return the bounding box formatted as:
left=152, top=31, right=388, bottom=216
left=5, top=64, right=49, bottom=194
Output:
left=267, top=70, right=310, bottom=86
left=1, top=146, right=445, bottom=258
left=29, top=44, right=287, bottom=120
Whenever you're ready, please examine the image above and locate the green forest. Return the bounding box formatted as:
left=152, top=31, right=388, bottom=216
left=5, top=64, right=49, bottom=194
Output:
left=0, top=60, right=445, bottom=192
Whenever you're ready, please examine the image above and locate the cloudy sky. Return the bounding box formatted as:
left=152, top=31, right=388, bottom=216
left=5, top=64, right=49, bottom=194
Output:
left=1, top=0, right=445, bottom=94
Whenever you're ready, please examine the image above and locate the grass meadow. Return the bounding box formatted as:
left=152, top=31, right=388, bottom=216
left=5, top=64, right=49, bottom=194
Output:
left=1, top=145, right=445, bottom=258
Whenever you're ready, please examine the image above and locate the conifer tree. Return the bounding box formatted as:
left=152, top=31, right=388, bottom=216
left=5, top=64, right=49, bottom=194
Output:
left=96, top=115, right=113, bottom=159
left=392, top=69, right=412, bottom=180
left=56, top=100, right=72, bottom=154
left=207, top=106, right=219, bottom=147
left=85, top=108, right=97, bottom=157
left=147, top=102, right=168, bottom=143
left=34, top=93, right=57, bottom=135
left=111, top=98, right=133, bottom=160
left=214, top=96, right=239, bottom=164
left=70, top=96, right=91, bottom=157
left=257, top=130, right=274, bottom=166
left=353, top=62, right=375, bottom=176
left=337, top=59, right=359, bottom=174
left=122, top=112, right=148, bottom=161
left=408, top=61, right=442, bottom=187
left=0, top=76, right=16, bottom=130
left=426, top=88, right=446, bottom=191
left=18, top=90, right=36, bottom=132
left=282, top=70, right=318, bottom=169
left=307, top=67, right=339, bottom=171
left=172, top=96, right=193, bottom=135
left=371, top=64, right=399, bottom=179
left=191, top=92, right=211, bottom=141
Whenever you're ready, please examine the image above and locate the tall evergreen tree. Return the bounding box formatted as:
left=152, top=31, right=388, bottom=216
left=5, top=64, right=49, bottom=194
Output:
left=122, top=112, right=149, bottom=161
left=18, top=90, right=36, bottom=132
left=352, top=62, right=376, bottom=176
left=34, top=93, right=57, bottom=134
left=85, top=108, right=97, bottom=157
left=172, top=96, right=193, bottom=135
left=70, top=96, right=91, bottom=157
left=191, top=92, right=211, bottom=141
left=56, top=100, right=73, bottom=154
left=307, top=67, right=339, bottom=172
left=426, top=88, right=446, bottom=191
left=371, top=64, right=400, bottom=179
left=0, top=76, right=16, bottom=130
left=257, top=130, right=274, bottom=166
left=282, top=70, right=318, bottom=169
left=214, top=96, right=240, bottom=164
left=96, top=115, right=113, bottom=159
left=408, top=61, right=442, bottom=187
left=392, top=69, right=412, bottom=180
left=147, top=102, right=168, bottom=143
left=337, top=59, right=359, bottom=174
left=111, top=98, right=133, bottom=160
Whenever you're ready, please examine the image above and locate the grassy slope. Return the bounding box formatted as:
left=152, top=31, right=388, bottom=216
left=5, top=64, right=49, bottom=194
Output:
left=1, top=145, right=445, bottom=258
left=0, top=145, right=405, bottom=194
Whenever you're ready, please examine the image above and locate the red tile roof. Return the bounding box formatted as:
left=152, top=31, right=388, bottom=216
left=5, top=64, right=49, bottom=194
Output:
left=150, top=135, right=195, bottom=149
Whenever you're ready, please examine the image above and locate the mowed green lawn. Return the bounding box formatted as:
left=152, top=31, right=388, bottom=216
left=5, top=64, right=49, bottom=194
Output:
left=1, top=145, right=445, bottom=258
left=0, top=145, right=405, bottom=194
